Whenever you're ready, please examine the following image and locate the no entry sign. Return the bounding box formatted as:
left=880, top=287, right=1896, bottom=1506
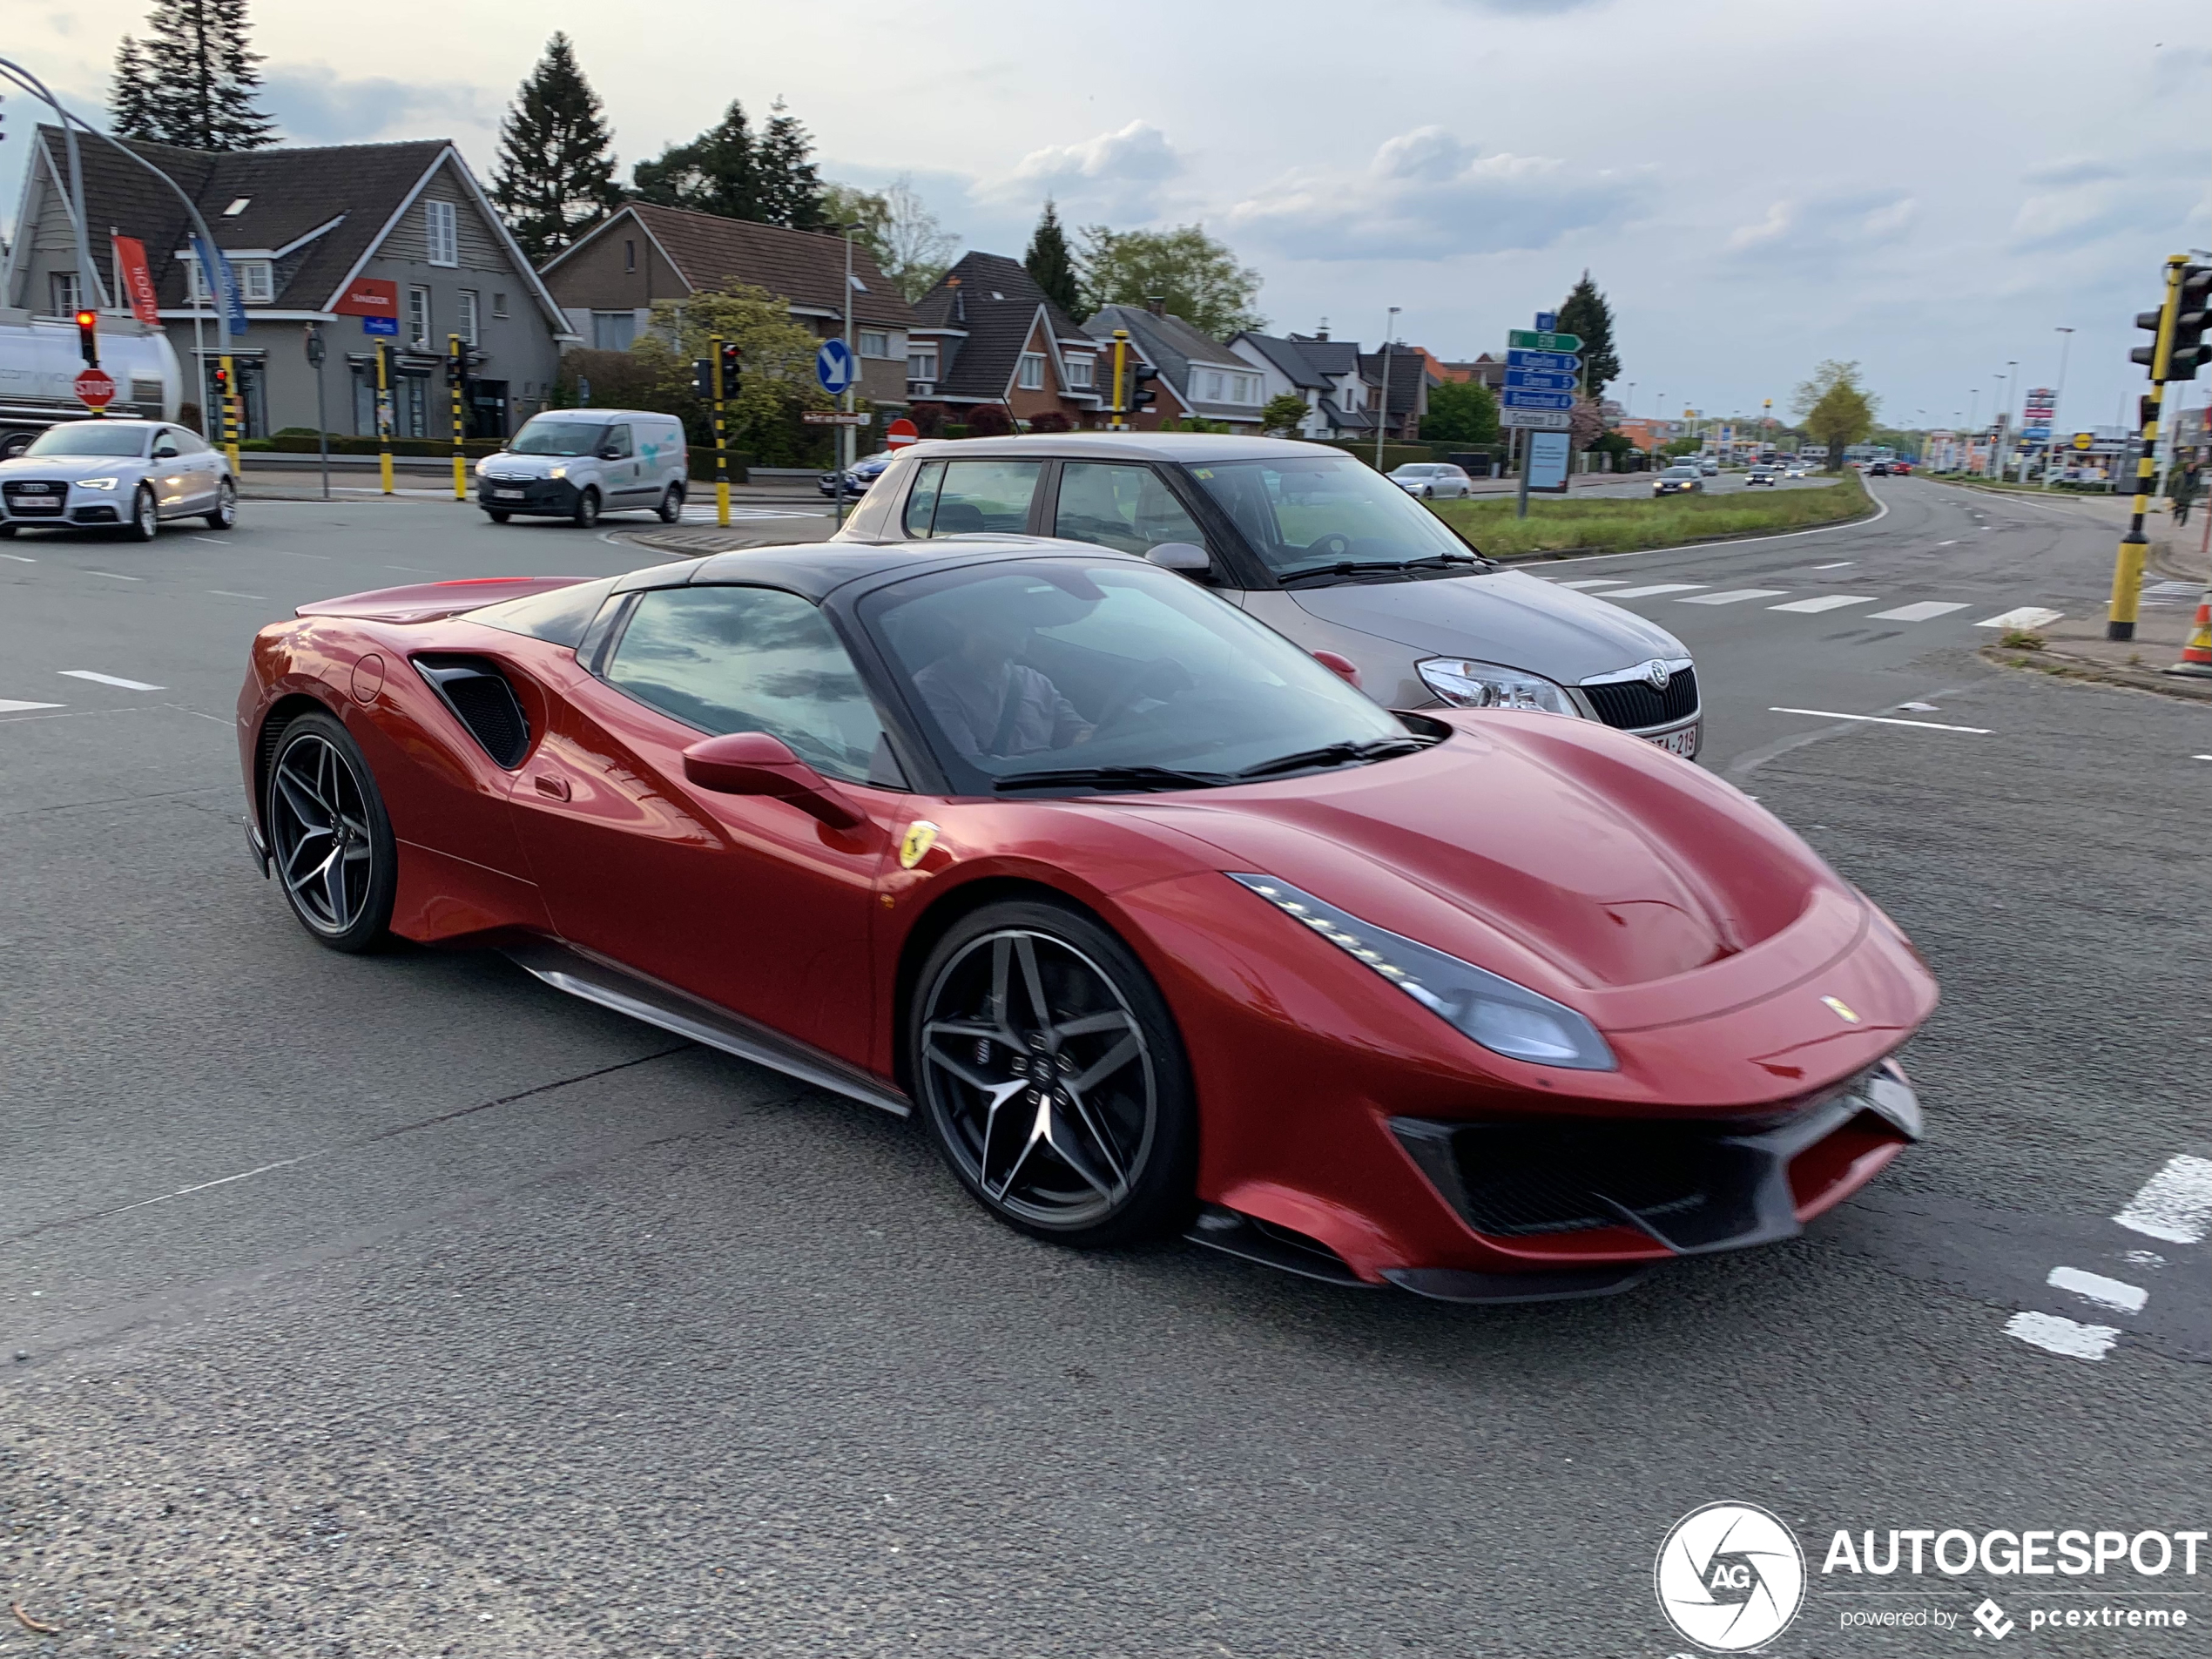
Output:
left=74, top=368, right=118, bottom=408
left=885, top=417, right=920, bottom=448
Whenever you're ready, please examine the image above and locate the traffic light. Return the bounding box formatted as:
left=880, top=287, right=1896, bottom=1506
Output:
left=1131, top=361, right=1158, bottom=410
left=210, top=361, right=230, bottom=402
left=445, top=335, right=469, bottom=388
left=74, top=308, right=98, bottom=367
left=718, top=341, right=743, bottom=398
left=2166, top=263, right=2212, bottom=382
left=693, top=357, right=714, bottom=400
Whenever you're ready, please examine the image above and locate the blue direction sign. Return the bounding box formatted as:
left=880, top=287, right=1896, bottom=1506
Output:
left=1501, top=388, right=1575, bottom=411
left=815, top=337, right=856, bottom=395
left=1506, top=347, right=1580, bottom=374
left=1505, top=368, right=1578, bottom=393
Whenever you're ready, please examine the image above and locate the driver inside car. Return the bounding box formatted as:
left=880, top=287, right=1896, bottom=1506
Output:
left=914, top=614, right=1095, bottom=761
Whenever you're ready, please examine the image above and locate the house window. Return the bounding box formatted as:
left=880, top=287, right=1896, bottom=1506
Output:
left=1065, top=355, right=1095, bottom=389
left=1017, top=353, right=1046, bottom=391
left=407, top=286, right=432, bottom=348
left=492, top=292, right=509, bottom=320
left=859, top=329, right=890, bottom=359
left=624, top=239, right=636, bottom=274
left=49, top=271, right=81, bottom=315
left=237, top=260, right=273, bottom=304
left=426, top=200, right=459, bottom=266
left=1201, top=371, right=1224, bottom=401
left=457, top=289, right=480, bottom=346
left=591, top=311, right=637, bottom=351
left=907, top=346, right=938, bottom=385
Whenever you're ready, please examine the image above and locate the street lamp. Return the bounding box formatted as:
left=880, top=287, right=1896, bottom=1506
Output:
left=1374, top=305, right=1400, bottom=472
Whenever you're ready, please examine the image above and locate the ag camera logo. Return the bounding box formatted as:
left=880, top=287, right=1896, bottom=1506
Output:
left=1656, top=1502, right=1807, bottom=1651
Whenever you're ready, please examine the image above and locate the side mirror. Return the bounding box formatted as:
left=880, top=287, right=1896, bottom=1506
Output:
left=681, top=731, right=865, bottom=829
left=1311, top=649, right=1363, bottom=690
left=1144, top=541, right=1210, bottom=572
left=598, top=446, right=623, bottom=461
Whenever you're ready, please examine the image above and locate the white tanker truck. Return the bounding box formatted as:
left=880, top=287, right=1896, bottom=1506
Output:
left=0, top=310, right=183, bottom=456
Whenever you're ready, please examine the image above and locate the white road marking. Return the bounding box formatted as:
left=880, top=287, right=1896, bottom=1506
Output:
left=1898, top=700, right=1939, bottom=711
left=1604, top=583, right=1707, bottom=598
left=2113, top=1155, right=2212, bottom=1244
left=0, top=699, right=65, bottom=713
left=83, top=570, right=143, bottom=582
left=2004, top=1310, right=2120, bottom=1361
left=1, top=552, right=35, bottom=563
left=2046, top=1266, right=2148, bottom=1314
left=1770, top=594, right=1878, bottom=613
left=1977, top=605, right=2065, bottom=630
left=59, top=670, right=165, bottom=691
left=384, top=564, right=435, bottom=574
left=1678, top=588, right=1789, bottom=605
left=1769, top=706, right=1993, bottom=733
left=207, top=590, right=268, bottom=601
left=1815, top=560, right=1854, bottom=569
left=192, top=535, right=232, bottom=544
left=1552, top=577, right=1627, bottom=589
left=1869, top=601, right=1970, bottom=622
left=1934, top=540, right=1958, bottom=547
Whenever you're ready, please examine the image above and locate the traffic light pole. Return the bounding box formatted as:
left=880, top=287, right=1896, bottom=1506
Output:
left=1110, top=331, right=1129, bottom=430
left=375, top=341, right=395, bottom=496
left=2108, top=256, right=2185, bottom=641
left=711, top=334, right=731, bottom=528
left=449, top=334, right=468, bottom=502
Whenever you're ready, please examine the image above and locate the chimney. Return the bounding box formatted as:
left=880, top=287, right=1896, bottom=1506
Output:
left=1145, top=293, right=1167, bottom=317
left=947, top=276, right=965, bottom=324
left=1314, top=318, right=1329, bottom=341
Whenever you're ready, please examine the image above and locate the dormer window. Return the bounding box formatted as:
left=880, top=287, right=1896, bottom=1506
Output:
left=237, top=260, right=273, bottom=303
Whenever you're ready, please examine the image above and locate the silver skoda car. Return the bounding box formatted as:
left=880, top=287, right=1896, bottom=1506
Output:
left=833, top=434, right=1701, bottom=757
left=0, top=418, right=236, bottom=540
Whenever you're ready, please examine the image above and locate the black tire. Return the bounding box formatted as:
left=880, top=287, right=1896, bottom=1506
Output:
left=571, top=488, right=601, bottom=529
left=1420, top=485, right=1433, bottom=499
left=657, top=483, right=684, bottom=523
left=263, top=708, right=397, bottom=953
left=910, top=898, right=1197, bottom=1247
left=0, top=523, right=16, bottom=538
left=486, top=509, right=511, bottom=523
left=126, top=484, right=158, bottom=542
left=204, top=478, right=236, bottom=529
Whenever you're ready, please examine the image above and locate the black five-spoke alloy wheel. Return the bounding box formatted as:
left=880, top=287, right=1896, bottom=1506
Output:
left=913, top=900, right=1195, bottom=1245
left=266, top=711, right=396, bottom=952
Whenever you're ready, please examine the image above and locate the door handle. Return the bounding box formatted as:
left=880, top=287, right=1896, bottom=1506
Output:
left=533, top=774, right=570, bottom=800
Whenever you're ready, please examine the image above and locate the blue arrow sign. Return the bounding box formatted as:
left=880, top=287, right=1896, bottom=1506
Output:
left=1506, top=368, right=1578, bottom=393
left=1506, top=347, right=1580, bottom=374
left=815, top=336, right=856, bottom=395
left=1501, top=388, right=1575, bottom=411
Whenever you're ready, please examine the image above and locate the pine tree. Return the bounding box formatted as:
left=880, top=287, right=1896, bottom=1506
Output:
left=1555, top=270, right=1620, bottom=402
left=112, top=0, right=275, bottom=151
left=635, top=99, right=759, bottom=219
left=492, top=35, right=622, bottom=264
left=754, top=98, right=826, bottom=231
left=1023, top=199, right=1080, bottom=319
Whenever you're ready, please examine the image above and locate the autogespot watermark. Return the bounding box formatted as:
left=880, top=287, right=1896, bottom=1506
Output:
left=1656, top=1508, right=2206, bottom=1649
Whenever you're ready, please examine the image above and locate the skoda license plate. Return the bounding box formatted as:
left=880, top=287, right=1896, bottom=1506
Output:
left=1649, top=724, right=1700, bottom=758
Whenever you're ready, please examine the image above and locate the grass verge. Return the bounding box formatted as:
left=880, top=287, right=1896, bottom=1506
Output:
left=1433, top=470, right=1870, bottom=559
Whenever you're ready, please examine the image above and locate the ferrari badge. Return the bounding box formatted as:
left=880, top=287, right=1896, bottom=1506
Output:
left=899, top=820, right=941, bottom=870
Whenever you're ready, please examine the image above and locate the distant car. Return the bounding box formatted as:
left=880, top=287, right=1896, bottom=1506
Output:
left=1890, top=461, right=1913, bottom=475
left=819, top=450, right=897, bottom=498
left=1388, top=462, right=1475, bottom=500
left=1698, top=460, right=1719, bottom=476
left=1654, top=465, right=1705, bottom=496
left=1745, top=466, right=1777, bottom=486
left=1784, top=463, right=1809, bottom=478
left=0, top=417, right=234, bottom=540
left=1868, top=462, right=1891, bottom=476
left=475, top=408, right=688, bottom=528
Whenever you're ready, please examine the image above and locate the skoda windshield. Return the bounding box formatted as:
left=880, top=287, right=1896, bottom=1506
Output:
left=508, top=419, right=605, bottom=457
left=1181, top=454, right=1487, bottom=583
left=864, top=556, right=1421, bottom=796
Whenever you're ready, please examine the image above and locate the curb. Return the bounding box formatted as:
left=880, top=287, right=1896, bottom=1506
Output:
left=1979, top=644, right=2212, bottom=704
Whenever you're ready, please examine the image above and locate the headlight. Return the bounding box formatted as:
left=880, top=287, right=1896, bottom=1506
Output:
left=77, top=476, right=119, bottom=491
left=1229, top=874, right=1615, bottom=1069
left=1418, top=658, right=1581, bottom=716
left=548, top=466, right=567, bottom=481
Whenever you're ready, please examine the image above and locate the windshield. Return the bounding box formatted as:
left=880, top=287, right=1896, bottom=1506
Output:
left=1184, top=455, right=1480, bottom=579
left=23, top=425, right=151, bottom=458
left=508, top=419, right=605, bottom=457
left=1392, top=465, right=1438, bottom=476
left=862, top=556, right=1410, bottom=795
left=1662, top=466, right=1699, bottom=477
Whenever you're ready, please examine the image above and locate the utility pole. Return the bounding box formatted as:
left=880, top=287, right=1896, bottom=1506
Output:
left=306, top=322, right=329, bottom=501
left=375, top=341, right=394, bottom=496
left=839, top=223, right=855, bottom=526
left=711, top=334, right=732, bottom=528
left=1374, top=305, right=1399, bottom=471
left=448, top=334, right=468, bottom=501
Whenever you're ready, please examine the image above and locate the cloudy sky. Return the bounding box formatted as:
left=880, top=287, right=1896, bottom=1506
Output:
left=8, top=0, right=2209, bottom=434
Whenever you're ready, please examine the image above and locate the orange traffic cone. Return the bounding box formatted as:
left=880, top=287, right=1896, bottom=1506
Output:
left=2166, top=587, right=2212, bottom=678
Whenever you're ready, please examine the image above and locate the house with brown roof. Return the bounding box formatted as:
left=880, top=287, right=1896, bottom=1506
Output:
left=906, top=253, right=1114, bottom=427
left=4, top=125, right=574, bottom=440
left=536, top=202, right=916, bottom=408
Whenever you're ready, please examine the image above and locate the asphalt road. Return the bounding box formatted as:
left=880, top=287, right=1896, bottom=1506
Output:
left=2, top=479, right=2207, bottom=1658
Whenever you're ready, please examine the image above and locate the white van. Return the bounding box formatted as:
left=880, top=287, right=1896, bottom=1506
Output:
left=474, top=408, right=687, bottom=528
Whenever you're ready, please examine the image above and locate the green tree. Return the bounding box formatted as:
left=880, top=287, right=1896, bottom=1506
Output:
left=1023, top=200, right=1081, bottom=319
left=634, top=100, right=759, bottom=219
left=1555, top=270, right=1619, bottom=402
left=1076, top=223, right=1264, bottom=340
left=628, top=280, right=838, bottom=465
left=111, top=0, right=275, bottom=150
left=754, top=98, right=826, bottom=230
left=1792, top=360, right=1878, bottom=468
left=1418, top=379, right=1500, bottom=447
left=1661, top=435, right=1702, bottom=457
left=1258, top=391, right=1309, bottom=437
left=821, top=176, right=958, bottom=302
left=491, top=35, right=623, bottom=265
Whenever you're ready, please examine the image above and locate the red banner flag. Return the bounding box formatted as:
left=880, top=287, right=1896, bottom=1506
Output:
left=112, top=235, right=160, bottom=327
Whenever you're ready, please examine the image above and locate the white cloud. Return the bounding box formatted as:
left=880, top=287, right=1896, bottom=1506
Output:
left=987, top=120, right=1184, bottom=219
left=261, top=66, right=496, bottom=150
left=1722, top=189, right=1919, bottom=266
left=1225, top=126, right=1635, bottom=260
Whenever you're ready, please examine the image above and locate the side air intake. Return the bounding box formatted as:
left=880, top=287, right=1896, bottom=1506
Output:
left=414, top=658, right=530, bottom=768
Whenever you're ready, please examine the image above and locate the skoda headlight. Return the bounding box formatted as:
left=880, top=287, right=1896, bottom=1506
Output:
left=1229, top=874, right=1615, bottom=1070
left=77, top=476, right=119, bottom=491
left=1418, top=658, right=1580, bottom=716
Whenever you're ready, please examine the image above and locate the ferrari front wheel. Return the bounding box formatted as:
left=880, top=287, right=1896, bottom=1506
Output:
left=912, top=900, right=1195, bottom=1246
left=265, top=709, right=396, bottom=952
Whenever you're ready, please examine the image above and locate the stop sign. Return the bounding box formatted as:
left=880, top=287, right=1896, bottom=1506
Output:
left=884, top=416, right=920, bottom=448
left=74, top=368, right=117, bottom=408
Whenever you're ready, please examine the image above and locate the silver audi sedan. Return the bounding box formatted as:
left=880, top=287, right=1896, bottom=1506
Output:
left=833, top=433, right=1703, bottom=759
left=0, top=419, right=236, bottom=540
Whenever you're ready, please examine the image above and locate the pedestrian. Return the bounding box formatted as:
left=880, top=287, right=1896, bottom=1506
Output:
left=2170, top=462, right=2200, bottom=527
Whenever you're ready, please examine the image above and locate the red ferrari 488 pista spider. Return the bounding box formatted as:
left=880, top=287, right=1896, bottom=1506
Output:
left=238, top=539, right=1935, bottom=1301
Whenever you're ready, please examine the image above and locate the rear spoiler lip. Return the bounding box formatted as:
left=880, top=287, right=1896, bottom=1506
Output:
left=293, top=575, right=586, bottom=624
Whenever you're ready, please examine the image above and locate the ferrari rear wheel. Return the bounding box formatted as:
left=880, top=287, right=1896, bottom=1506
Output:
left=912, top=900, right=1195, bottom=1246
left=266, top=709, right=396, bottom=952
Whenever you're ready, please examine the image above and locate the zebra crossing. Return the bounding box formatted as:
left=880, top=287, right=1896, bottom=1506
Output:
left=1541, top=574, right=2054, bottom=629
